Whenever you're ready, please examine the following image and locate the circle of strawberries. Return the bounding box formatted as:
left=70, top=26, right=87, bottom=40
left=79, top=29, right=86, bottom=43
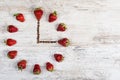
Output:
left=6, top=7, right=70, bottom=75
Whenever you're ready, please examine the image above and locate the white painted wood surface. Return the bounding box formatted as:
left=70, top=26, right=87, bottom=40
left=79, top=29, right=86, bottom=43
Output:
left=0, top=0, right=120, bottom=80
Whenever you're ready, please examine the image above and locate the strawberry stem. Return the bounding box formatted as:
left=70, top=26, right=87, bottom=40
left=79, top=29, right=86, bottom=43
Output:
left=7, top=54, right=10, bottom=59
left=13, top=13, right=19, bottom=16
left=61, top=23, right=66, bottom=26
left=18, top=67, right=22, bottom=71
left=35, top=7, right=42, bottom=10
left=53, top=11, right=57, bottom=15
left=4, top=40, right=6, bottom=43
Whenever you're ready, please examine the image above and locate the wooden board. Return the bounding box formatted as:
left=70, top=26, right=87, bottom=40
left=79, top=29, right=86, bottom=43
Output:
left=0, top=0, right=120, bottom=80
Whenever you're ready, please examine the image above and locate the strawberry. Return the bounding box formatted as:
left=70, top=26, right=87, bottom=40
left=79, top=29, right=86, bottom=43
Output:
left=6, top=38, right=17, bottom=46
left=57, top=23, right=67, bottom=31
left=46, top=62, right=54, bottom=72
left=54, top=54, right=64, bottom=62
left=7, top=25, right=18, bottom=33
left=17, top=60, right=27, bottom=71
left=14, top=13, right=25, bottom=22
left=7, top=50, right=17, bottom=59
left=33, top=64, right=41, bottom=75
left=34, top=8, right=43, bottom=21
left=58, top=38, right=70, bottom=47
left=48, top=11, right=57, bottom=22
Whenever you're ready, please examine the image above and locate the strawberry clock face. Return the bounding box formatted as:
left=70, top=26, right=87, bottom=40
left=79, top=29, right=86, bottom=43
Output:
left=2, top=3, right=71, bottom=80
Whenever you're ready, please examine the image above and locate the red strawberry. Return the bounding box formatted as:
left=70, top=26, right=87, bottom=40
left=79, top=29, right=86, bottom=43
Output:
left=58, top=38, right=70, bottom=47
left=57, top=23, right=67, bottom=31
left=8, top=25, right=18, bottom=33
left=54, top=54, right=64, bottom=62
left=33, top=64, right=41, bottom=75
left=6, top=38, right=17, bottom=46
left=34, top=8, right=43, bottom=21
left=14, top=13, right=25, bottom=22
left=48, top=11, right=57, bottom=22
left=7, top=50, right=17, bottom=59
left=46, top=62, right=54, bottom=72
left=17, top=60, right=27, bottom=71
